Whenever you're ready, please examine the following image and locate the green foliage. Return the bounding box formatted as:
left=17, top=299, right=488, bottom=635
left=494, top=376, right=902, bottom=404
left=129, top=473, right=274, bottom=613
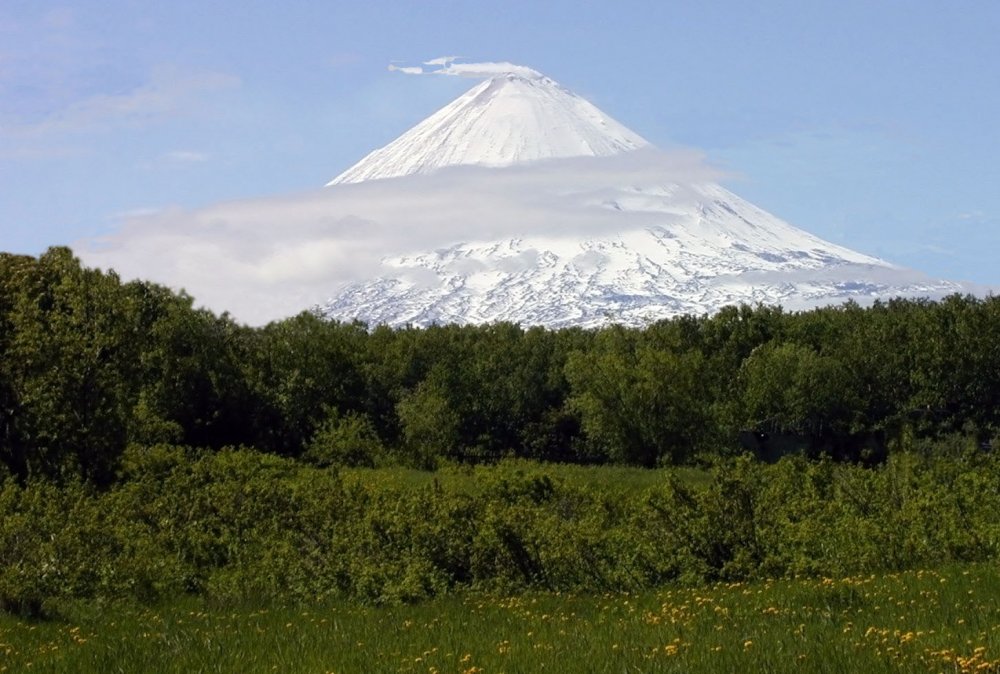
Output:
left=302, top=408, right=385, bottom=467
left=1, top=450, right=1000, bottom=614
left=129, top=286, right=255, bottom=450
left=739, top=342, right=859, bottom=434
left=6, top=246, right=1000, bottom=674
left=247, top=314, right=367, bottom=456
left=566, top=329, right=710, bottom=465
left=396, top=379, right=459, bottom=468
left=2, top=246, right=1000, bottom=502
left=0, top=248, right=142, bottom=484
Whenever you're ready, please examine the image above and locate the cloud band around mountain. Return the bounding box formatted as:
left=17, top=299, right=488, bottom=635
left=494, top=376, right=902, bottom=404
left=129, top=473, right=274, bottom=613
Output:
left=78, top=149, right=723, bottom=325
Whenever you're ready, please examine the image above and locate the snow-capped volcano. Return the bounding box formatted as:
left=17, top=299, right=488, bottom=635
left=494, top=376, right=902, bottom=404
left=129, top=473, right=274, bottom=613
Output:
left=318, top=60, right=966, bottom=327
left=328, top=69, right=648, bottom=185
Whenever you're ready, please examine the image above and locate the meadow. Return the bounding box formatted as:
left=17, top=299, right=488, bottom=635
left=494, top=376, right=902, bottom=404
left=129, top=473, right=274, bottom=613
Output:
left=5, top=252, right=1000, bottom=672
left=4, top=454, right=1000, bottom=672
left=2, top=563, right=998, bottom=673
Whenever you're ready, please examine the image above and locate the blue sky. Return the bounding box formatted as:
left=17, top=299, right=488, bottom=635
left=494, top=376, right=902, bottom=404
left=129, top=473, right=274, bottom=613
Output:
left=2, top=0, right=998, bottom=287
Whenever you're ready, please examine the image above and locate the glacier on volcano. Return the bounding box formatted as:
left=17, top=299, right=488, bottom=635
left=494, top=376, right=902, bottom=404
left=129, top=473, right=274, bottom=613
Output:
left=318, top=60, right=965, bottom=328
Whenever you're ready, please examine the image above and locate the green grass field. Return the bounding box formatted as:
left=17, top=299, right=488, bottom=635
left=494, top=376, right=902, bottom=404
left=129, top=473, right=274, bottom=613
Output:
left=3, top=563, right=998, bottom=673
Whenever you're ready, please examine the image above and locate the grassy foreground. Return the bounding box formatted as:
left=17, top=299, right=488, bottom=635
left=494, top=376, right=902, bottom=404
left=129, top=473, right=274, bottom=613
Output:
left=2, top=563, right=998, bottom=673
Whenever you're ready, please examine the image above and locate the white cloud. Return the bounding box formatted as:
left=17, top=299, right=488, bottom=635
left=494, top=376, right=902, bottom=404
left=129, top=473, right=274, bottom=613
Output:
left=387, top=64, right=424, bottom=75
left=433, top=61, right=543, bottom=79
left=389, top=57, right=543, bottom=80
left=78, top=149, right=724, bottom=326
left=422, top=56, right=462, bottom=66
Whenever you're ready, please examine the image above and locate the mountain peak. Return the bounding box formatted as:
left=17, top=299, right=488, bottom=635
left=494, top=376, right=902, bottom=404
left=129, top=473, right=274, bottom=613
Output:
left=327, top=64, right=648, bottom=185
left=318, top=61, right=967, bottom=329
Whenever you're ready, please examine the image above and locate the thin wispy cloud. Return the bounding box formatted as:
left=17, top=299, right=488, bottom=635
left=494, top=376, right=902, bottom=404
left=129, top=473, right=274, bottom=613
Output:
left=112, top=207, right=163, bottom=220
left=10, top=68, right=239, bottom=137
left=0, top=7, right=102, bottom=115
left=916, top=244, right=957, bottom=256
left=388, top=57, right=543, bottom=79
left=386, top=65, right=424, bottom=75
left=422, top=56, right=463, bottom=66
left=2, top=66, right=239, bottom=162
left=162, top=150, right=210, bottom=164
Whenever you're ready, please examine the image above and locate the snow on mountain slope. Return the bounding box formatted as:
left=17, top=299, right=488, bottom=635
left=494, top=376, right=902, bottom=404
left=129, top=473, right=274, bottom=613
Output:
left=328, top=71, right=648, bottom=185
left=320, top=180, right=961, bottom=328
left=318, top=61, right=966, bottom=328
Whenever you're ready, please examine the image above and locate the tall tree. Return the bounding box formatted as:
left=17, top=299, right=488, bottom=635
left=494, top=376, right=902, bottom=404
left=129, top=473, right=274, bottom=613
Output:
left=1, top=248, right=140, bottom=483
left=566, top=327, right=709, bottom=466
left=738, top=341, right=858, bottom=436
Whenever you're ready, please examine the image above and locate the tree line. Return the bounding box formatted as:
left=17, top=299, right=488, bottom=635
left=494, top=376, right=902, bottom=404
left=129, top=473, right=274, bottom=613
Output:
left=1, top=247, right=998, bottom=485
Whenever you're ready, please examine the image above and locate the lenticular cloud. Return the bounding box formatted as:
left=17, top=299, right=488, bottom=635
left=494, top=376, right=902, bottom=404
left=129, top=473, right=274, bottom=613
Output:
left=389, top=57, right=544, bottom=79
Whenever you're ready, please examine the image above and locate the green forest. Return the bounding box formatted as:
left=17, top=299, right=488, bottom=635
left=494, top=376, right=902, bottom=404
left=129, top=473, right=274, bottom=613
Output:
left=2, top=247, right=998, bottom=484
left=1, top=246, right=1000, bottom=622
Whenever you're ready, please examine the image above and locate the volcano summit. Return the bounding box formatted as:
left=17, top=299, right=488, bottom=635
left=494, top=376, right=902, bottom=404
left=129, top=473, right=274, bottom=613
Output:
left=318, top=60, right=964, bottom=328
left=328, top=68, right=648, bottom=185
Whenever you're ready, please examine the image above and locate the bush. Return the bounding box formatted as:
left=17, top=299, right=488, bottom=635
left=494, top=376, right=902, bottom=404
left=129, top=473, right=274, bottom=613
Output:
left=303, top=410, right=385, bottom=468
left=3, top=450, right=1000, bottom=614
